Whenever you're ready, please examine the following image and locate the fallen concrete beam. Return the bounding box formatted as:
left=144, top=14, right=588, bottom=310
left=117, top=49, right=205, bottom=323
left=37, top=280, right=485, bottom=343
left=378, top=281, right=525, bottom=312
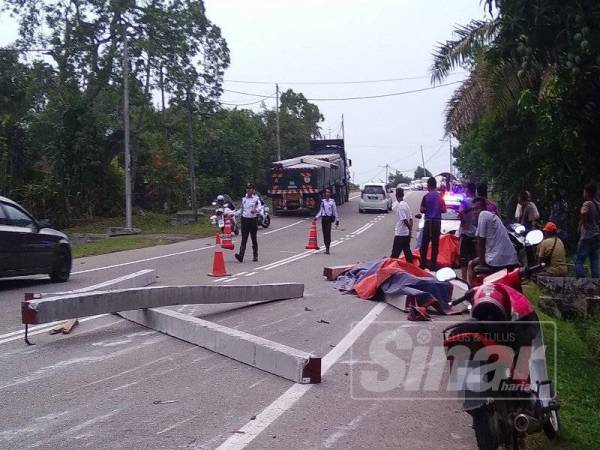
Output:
left=22, top=283, right=304, bottom=325
left=118, top=308, right=320, bottom=384
left=323, top=264, right=355, bottom=281
left=24, top=269, right=157, bottom=300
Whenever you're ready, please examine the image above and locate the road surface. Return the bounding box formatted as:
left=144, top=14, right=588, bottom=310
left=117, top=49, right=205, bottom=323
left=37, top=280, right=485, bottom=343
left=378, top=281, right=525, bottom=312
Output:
left=0, top=191, right=477, bottom=449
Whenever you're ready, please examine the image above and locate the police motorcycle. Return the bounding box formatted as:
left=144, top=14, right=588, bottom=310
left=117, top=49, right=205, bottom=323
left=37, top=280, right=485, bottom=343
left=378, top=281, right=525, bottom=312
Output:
left=436, top=229, right=559, bottom=450
left=256, top=195, right=271, bottom=229
left=210, top=194, right=239, bottom=235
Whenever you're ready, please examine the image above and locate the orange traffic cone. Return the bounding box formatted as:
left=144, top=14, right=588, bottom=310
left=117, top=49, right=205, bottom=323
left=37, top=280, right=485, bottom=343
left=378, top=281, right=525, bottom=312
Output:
left=305, top=218, right=320, bottom=250
left=221, top=217, right=235, bottom=250
left=215, top=232, right=221, bottom=245
left=208, top=246, right=230, bottom=277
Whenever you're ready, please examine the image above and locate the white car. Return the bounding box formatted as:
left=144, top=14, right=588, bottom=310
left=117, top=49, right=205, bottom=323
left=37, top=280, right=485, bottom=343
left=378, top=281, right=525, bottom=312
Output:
left=414, top=192, right=463, bottom=247
left=359, top=183, right=392, bottom=213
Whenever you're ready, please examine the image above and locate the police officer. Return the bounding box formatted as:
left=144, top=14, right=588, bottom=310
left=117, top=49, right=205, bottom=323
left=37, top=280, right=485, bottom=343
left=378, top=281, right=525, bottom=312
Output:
left=315, top=189, right=339, bottom=254
left=235, top=183, right=261, bottom=262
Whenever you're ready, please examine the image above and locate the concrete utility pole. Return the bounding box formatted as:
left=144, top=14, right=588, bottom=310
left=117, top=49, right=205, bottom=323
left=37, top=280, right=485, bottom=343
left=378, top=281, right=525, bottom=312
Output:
left=379, top=163, right=390, bottom=187
left=123, top=25, right=132, bottom=229
left=275, top=83, right=281, bottom=160
left=420, top=145, right=426, bottom=176
left=449, top=135, right=453, bottom=176
left=341, top=114, right=345, bottom=139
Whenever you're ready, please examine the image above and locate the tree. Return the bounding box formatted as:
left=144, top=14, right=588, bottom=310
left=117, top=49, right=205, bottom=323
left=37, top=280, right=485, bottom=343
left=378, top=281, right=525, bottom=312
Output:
left=414, top=166, right=432, bottom=179
left=388, top=171, right=412, bottom=188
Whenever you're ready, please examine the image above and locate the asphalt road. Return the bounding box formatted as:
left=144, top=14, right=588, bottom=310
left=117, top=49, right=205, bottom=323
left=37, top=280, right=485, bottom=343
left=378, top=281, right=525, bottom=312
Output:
left=0, top=191, right=477, bottom=449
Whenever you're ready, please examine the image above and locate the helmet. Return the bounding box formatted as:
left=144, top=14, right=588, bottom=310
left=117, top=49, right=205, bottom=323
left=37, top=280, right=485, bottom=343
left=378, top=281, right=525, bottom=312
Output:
left=216, top=195, right=225, bottom=204
left=471, top=285, right=511, bottom=321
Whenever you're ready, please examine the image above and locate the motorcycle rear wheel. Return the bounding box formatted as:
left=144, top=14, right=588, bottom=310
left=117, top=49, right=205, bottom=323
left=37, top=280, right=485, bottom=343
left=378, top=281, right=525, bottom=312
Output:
left=262, top=216, right=271, bottom=228
left=472, top=405, right=519, bottom=450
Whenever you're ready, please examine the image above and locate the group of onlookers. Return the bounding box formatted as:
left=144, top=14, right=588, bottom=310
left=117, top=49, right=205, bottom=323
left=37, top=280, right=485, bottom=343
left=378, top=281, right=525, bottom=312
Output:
left=390, top=178, right=600, bottom=279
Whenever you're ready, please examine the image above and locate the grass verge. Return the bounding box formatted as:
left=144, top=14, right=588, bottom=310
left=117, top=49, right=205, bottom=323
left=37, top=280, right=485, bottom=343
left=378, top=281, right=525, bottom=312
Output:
left=72, top=236, right=182, bottom=258
left=524, top=283, right=600, bottom=450
left=66, top=211, right=214, bottom=235
left=66, top=212, right=215, bottom=258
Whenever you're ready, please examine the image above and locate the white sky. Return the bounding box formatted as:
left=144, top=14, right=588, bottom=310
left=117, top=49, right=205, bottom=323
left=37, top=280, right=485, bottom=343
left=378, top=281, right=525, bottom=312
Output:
left=1, top=0, right=489, bottom=185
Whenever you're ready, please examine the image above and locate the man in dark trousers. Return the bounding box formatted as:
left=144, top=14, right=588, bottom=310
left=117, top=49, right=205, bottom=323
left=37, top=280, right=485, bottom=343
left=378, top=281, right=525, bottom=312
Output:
left=391, top=187, right=413, bottom=261
left=419, top=177, right=446, bottom=270
left=315, top=189, right=339, bottom=254
left=235, top=183, right=261, bottom=262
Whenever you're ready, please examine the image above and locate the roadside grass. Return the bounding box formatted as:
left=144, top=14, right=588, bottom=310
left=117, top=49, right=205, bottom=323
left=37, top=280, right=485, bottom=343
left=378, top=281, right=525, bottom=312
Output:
left=72, top=236, right=181, bottom=258
left=66, top=212, right=215, bottom=258
left=524, top=283, right=600, bottom=450
left=66, top=211, right=214, bottom=235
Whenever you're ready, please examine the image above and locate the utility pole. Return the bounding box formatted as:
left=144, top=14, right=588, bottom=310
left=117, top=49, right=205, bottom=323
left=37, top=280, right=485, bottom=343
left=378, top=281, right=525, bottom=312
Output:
left=341, top=114, right=345, bottom=139
left=379, top=163, right=390, bottom=187
left=448, top=135, right=453, bottom=177
left=186, top=93, right=198, bottom=222
left=275, top=83, right=281, bottom=160
left=123, top=24, right=132, bottom=229
left=420, top=145, right=426, bottom=177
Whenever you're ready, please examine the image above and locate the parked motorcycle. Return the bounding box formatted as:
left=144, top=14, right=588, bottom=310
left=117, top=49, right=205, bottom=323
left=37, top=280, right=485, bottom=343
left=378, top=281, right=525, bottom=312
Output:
left=210, top=196, right=239, bottom=235
left=436, top=238, right=560, bottom=449
left=257, top=202, right=271, bottom=228
left=471, top=228, right=544, bottom=288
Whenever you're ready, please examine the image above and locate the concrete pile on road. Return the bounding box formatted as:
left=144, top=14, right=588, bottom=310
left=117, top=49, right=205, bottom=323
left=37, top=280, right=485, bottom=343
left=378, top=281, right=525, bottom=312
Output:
left=21, top=277, right=318, bottom=384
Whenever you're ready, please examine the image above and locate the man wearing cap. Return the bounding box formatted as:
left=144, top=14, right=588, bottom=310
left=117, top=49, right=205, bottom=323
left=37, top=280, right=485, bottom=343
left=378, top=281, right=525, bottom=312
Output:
left=537, top=222, right=567, bottom=277
left=235, top=183, right=261, bottom=262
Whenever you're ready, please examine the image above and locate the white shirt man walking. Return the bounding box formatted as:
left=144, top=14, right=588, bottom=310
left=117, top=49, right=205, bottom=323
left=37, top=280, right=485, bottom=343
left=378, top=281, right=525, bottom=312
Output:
left=235, top=183, right=261, bottom=262
left=391, top=187, right=413, bottom=261
left=315, top=189, right=339, bottom=254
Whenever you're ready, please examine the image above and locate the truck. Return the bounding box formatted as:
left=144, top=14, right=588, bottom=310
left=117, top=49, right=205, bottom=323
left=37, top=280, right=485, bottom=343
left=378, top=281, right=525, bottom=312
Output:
left=267, top=139, right=352, bottom=215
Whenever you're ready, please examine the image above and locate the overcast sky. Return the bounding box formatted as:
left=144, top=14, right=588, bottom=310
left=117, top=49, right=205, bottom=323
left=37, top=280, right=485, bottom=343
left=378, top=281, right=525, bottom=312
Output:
left=1, top=0, right=489, bottom=185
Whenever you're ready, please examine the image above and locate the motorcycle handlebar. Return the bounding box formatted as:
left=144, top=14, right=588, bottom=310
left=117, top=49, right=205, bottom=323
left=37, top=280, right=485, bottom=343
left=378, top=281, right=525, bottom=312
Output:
left=520, top=263, right=546, bottom=278
left=450, top=288, right=476, bottom=307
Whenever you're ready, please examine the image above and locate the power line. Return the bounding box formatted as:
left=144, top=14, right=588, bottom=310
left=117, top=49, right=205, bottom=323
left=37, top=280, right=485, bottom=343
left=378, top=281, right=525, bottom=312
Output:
left=224, top=72, right=467, bottom=85
left=222, top=88, right=275, bottom=98
left=220, top=93, right=275, bottom=107
left=220, top=81, right=461, bottom=103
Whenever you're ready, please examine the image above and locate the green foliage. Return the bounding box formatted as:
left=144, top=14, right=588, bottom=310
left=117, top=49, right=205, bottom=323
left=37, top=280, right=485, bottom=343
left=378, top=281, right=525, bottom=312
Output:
left=413, top=166, right=433, bottom=179
left=434, top=0, right=600, bottom=240
left=0, top=2, right=323, bottom=226
left=388, top=171, right=412, bottom=187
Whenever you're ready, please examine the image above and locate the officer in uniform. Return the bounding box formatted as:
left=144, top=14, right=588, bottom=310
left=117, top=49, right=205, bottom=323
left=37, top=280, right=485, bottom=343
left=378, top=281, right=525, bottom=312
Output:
left=315, top=189, right=339, bottom=254
left=235, top=183, right=261, bottom=262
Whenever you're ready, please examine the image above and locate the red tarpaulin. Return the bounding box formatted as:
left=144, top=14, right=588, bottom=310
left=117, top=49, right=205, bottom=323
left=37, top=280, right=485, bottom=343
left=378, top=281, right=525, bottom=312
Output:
left=354, top=259, right=432, bottom=299
left=398, top=234, right=460, bottom=269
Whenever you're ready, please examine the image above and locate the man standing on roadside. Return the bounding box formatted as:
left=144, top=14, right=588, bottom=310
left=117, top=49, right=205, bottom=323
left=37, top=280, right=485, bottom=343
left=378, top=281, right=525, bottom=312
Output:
left=458, top=182, right=477, bottom=280
left=390, top=187, right=413, bottom=261
left=476, top=182, right=499, bottom=216
left=575, top=182, right=600, bottom=278
left=235, top=183, right=260, bottom=263
left=315, top=189, right=339, bottom=255
left=419, top=177, right=446, bottom=270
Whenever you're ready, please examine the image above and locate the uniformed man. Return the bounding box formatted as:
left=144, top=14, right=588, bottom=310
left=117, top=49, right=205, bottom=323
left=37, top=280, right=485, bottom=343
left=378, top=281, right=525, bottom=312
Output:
left=315, top=189, right=339, bottom=254
left=235, top=183, right=261, bottom=262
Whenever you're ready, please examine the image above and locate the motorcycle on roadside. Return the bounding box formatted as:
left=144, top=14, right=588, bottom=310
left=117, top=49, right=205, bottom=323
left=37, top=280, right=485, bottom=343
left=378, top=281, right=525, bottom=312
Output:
left=256, top=202, right=271, bottom=228
left=210, top=195, right=240, bottom=236
left=436, top=229, right=560, bottom=450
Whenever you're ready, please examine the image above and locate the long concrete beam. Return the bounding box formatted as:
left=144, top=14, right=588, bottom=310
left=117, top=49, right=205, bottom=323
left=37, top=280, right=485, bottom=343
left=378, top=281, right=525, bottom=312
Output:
left=24, top=269, right=157, bottom=300
left=118, top=308, right=320, bottom=384
left=22, top=283, right=304, bottom=325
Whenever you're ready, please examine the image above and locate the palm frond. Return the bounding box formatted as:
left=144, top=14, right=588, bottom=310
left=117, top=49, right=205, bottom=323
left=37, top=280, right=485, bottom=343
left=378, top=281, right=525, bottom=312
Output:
left=430, top=19, right=500, bottom=85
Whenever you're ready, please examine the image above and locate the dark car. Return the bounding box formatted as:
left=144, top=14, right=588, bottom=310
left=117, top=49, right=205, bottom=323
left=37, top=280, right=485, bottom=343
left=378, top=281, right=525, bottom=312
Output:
left=0, top=195, right=72, bottom=282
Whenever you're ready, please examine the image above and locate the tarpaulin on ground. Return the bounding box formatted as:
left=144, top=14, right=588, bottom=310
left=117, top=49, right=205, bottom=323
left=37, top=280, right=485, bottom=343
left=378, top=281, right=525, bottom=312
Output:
left=399, top=234, right=460, bottom=268
left=334, top=258, right=453, bottom=313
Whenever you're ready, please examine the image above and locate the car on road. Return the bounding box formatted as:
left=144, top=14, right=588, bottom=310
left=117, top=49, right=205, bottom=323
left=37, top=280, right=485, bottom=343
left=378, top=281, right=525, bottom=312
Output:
left=414, top=192, right=463, bottom=248
left=359, top=183, right=392, bottom=213
left=0, top=195, right=72, bottom=282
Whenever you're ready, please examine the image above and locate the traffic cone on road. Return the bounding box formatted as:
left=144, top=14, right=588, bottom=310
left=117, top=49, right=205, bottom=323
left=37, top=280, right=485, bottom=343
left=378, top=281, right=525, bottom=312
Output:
left=221, top=218, right=235, bottom=250
left=215, top=232, right=221, bottom=245
left=305, top=218, right=320, bottom=250
left=208, top=246, right=230, bottom=277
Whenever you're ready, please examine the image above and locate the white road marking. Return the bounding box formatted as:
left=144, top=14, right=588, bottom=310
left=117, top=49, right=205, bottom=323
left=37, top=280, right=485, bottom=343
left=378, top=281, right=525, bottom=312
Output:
left=245, top=272, right=257, bottom=277
left=235, top=272, right=247, bottom=276
left=222, top=278, right=239, bottom=283
left=349, top=194, right=361, bottom=200
left=72, top=245, right=216, bottom=275
left=215, top=302, right=387, bottom=450
left=262, top=220, right=305, bottom=236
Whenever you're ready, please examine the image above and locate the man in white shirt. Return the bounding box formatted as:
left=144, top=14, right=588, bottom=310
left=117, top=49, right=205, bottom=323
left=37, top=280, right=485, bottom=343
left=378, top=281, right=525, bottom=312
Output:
left=235, top=183, right=261, bottom=262
left=390, top=187, right=413, bottom=262
left=315, top=189, right=339, bottom=254
left=468, top=197, right=519, bottom=285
